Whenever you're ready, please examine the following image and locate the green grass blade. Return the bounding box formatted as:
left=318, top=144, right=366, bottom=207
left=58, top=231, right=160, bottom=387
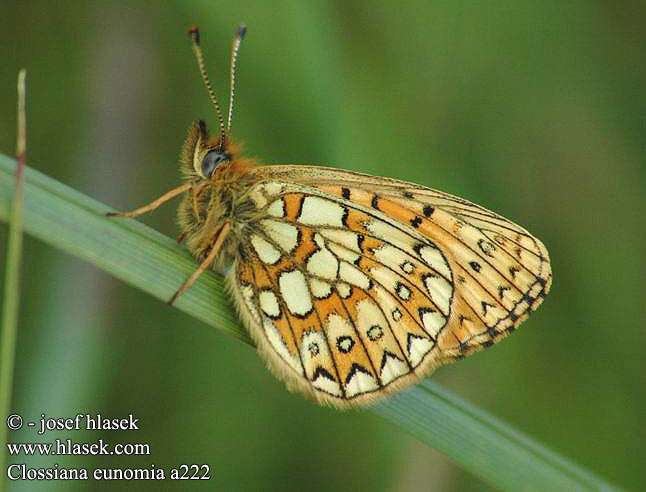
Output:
left=0, top=71, right=27, bottom=492
left=0, top=154, right=619, bottom=491
left=374, top=380, right=619, bottom=491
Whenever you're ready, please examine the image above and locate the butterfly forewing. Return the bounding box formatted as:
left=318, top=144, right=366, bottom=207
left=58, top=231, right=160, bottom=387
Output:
left=227, top=166, right=551, bottom=407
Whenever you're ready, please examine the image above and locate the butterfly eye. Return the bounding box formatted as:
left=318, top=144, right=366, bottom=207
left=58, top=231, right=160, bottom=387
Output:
left=201, top=150, right=230, bottom=177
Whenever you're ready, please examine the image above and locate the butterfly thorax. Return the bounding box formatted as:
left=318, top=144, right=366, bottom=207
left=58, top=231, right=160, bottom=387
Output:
left=177, top=121, right=260, bottom=264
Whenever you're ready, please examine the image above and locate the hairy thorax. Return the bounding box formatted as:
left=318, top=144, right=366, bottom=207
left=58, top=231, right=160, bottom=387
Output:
left=177, top=160, right=259, bottom=265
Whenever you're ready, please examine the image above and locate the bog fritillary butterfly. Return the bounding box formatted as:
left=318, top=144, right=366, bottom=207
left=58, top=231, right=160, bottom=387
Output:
left=108, top=25, right=552, bottom=407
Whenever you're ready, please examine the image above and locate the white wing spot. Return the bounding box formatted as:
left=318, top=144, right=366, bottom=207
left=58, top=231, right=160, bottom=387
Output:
left=419, top=308, right=445, bottom=339
left=279, top=270, right=313, bottom=316
left=408, top=335, right=433, bottom=367
left=267, top=198, right=285, bottom=218
left=259, top=290, right=281, bottom=318
left=336, top=282, right=352, bottom=298
left=261, top=219, right=299, bottom=253
left=380, top=354, right=408, bottom=386
left=337, top=337, right=354, bottom=353
left=367, top=325, right=384, bottom=341
left=392, top=309, right=402, bottom=321
left=309, top=278, right=332, bottom=299
left=260, top=181, right=285, bottom=197
left=345, top=368, right=378, bottom=397
left=264, top=319, right=303, bottom=375
left=306, top=234, right=339, bottom=280
left=366, top=219, right=419, bottom=253
left=320, top=229, right=361, bottom=252
left=298, top=196, right=346, bottom=227
left=417, top=245, right=452, bottom=280
left=327, top=242, right=360, bottom=264
left=339, top=262, right=371, bottom=290
left=396, top=283, right=411, bottom=300
left=251, top=234, right=281, bottom=265
left=423, top=274, right=452, bottom=315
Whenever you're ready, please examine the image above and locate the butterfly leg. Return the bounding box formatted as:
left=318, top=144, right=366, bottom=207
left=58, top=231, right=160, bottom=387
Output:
left=167, top=222, right=231, bottom=306
left=106, top=183, right=192, bottom=217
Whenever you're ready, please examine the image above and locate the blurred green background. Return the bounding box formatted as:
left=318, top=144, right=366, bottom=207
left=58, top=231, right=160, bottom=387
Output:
left=1, top=1, right=645, bottom=490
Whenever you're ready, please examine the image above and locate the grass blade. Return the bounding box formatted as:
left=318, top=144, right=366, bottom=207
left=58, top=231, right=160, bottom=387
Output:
left=0, top=70, right=27, bottom=492
left=0, top=155, right=619, bottom=491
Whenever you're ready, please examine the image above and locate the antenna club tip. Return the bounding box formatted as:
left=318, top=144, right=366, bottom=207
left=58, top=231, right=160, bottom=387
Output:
left=237, top=24, right=247, bottom=39
left=188, top=25, right=200, bottom=44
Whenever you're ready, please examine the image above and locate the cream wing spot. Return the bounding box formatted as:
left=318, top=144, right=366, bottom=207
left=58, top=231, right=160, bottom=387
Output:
left=298, top=196, right=346, bottom=227
left=261, top=219, right=299, bottom=253
left=380, top=354, right=408, bottom=386
left=367, top=325, right=384, bottom=341
left=305, top=234, right=339, bottom=280
left=279, top=270, right=313, bottom=316
left=251, top=234, right=282, bottom=265
left=345, top=365, right=379, bottom=397
left=258, top=290, right=281, bottom=319
left=327, top=242, right=360, bottom=264
left=266, top=198, right=286, bottom=218
left=422, top=274, right=452, bottom=316
left=311, top=369, right=342, bottom=397
left=402, top=262, right=415, bottom=274
left=418, top=308, right=445, bottom=339
left=373, top=244, right=414, bottom=275
left=338, top=262, right=371, bottom=290
left=407, top=334, right=433, bottom=367
left=263, top=319, right=303, bottom=375
left=260, top=181, right=285, bottom=197
left=336, top=282, right=352, bottom=299
left=319, top=229, right=361, bottom=252
left=366, top=219, right=421, bottom=255
left=396, top=282, right=411, bottom=300
left=309, top=278, right=333, bottom=299
left=417, top=245, right=452, bottom=280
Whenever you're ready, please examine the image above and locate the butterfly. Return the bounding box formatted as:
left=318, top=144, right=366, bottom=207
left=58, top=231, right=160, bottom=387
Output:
left=108, top=25, right=552, bottom=408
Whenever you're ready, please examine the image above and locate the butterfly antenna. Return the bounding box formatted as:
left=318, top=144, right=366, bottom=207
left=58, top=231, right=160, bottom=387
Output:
left=188, top=25, right=227, bottom=150
left=227, top=24, right=246, bottom=135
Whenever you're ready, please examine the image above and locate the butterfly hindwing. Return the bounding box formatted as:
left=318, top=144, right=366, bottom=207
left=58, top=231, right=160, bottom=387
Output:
left=228, top=166, right=551, bottom=407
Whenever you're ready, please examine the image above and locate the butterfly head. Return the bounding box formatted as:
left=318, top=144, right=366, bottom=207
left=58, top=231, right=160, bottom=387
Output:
left=185, top=119, right=235, bottom=179
left=183, top=25, right=246, bottom=181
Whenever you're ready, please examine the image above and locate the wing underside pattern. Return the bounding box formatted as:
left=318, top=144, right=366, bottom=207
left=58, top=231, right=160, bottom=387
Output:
left=228, top=167, right=551, bottom=407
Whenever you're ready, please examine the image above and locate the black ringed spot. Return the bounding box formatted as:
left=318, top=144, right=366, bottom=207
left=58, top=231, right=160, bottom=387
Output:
left=336, top=335, right=355, bottom=354
left=367, top=325, right=384, bottom=341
